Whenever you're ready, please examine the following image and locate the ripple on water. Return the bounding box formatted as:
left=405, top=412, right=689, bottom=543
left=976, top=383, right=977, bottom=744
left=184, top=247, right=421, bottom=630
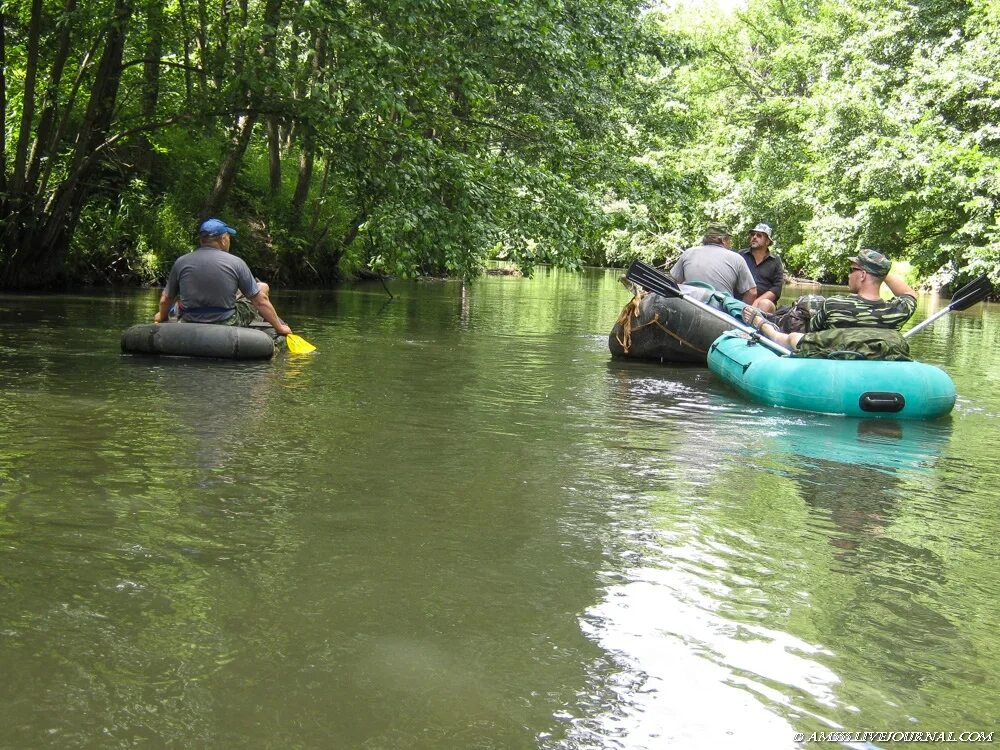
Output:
left=563, top=339, right=1000, bottom=748
left=2, top=283, right=998, bottom=749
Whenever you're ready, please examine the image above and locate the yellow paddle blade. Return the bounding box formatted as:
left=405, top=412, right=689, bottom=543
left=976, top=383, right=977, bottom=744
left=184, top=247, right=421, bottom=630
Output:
left=285, top=333, right=316, bottom=354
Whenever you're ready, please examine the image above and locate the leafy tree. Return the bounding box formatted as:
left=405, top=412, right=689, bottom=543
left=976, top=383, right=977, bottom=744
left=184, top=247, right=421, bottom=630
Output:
left=607, top=0, right=998, bottom=289
left=5, top=0, right=995, bottom=290
left=1, top=0, right=652, bottom=288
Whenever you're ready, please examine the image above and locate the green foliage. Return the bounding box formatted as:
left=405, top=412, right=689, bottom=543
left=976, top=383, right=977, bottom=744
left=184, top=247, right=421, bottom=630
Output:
left=602, top=0, right=1000, bottom=289
left=68, top=181, right=187, bottom=286
left=6, top=0, right=998, bottom=289
left=1, top=0, right=655, bottom=287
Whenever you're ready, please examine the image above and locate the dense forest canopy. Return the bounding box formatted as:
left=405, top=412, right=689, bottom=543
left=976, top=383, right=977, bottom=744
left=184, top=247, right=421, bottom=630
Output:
left=0, top=0, right=997, bottom=289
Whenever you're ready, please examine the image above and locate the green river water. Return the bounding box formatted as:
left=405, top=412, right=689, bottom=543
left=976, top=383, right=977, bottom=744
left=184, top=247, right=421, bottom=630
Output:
left=1, top=268, right=998, bottom=749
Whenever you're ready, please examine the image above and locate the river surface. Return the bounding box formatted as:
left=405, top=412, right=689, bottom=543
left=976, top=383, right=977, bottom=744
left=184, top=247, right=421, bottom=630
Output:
left=1, top=268, right=998, bottom=749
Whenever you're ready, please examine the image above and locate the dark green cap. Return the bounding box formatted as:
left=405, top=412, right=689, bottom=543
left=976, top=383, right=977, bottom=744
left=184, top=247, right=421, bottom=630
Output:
left=850, top=248, right=891, bottom=276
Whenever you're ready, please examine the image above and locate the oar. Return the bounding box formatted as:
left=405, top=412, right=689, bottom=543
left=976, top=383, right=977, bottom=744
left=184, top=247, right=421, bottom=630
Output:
left=625, top=259, right=792, bottom=356
left=904, top=274, right=993, bottom=338
left=270, top=316, right=317, bottom=353
left=286, top=333, right=316, bottom=354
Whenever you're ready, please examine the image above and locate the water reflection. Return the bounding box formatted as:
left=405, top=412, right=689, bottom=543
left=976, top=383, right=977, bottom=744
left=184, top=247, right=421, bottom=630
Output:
left=119, top=357, right=281, bottom=471
left=780, top=419, right=952, bottom=570
left=572, top=361, right=967, bottom=747
left=574, top=568, right=810, bottom=749
left=0, top=279, right=996, bottom=749
left=770, top=417, right=953, bottom=475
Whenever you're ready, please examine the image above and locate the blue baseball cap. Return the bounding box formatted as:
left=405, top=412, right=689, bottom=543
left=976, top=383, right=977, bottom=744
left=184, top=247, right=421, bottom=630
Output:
left=198, top=218, right=237, bottom=237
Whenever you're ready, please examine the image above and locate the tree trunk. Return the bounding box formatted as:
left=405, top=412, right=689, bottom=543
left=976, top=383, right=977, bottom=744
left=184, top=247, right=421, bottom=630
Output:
left=201, top=0, right=283, bottom=216
left=202, top=113, right=258, bottom=217
left=36, top=38, right=99, bottom=203
left=25, top=0, right=78, bottom=195
left=137, top=0, right=163, bottom=175
left=195, top=0, right=209, bottom=94
left=339, top=209, right=366, bottom=253
left=177, top=0, right=193, bottom=104
left=9, top=0, right=42, bottom=198
left=218, top=0, right=230, bottom=91
left=0, top=9, right=7, bottom=203
left=289, top=130, right=314, bottom=223
left=12, top=0, right=133, bottom=287
left=290, top=30, right=324, bottom=224
left=309, top=156, right=330, bottom=234
left=1, top=0, right=42, bottom=257
left=268, top=116, right=282, bottom=195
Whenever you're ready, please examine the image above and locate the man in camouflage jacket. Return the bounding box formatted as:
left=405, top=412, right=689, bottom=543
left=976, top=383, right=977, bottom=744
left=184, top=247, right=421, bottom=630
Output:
left=742, top=249, right=917, bottom=359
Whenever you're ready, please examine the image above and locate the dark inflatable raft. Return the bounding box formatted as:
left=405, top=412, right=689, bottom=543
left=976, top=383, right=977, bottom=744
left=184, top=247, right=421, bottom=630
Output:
left=609, top=285, right=733, bottom=364
left=121, top=322, right=279, bottom=360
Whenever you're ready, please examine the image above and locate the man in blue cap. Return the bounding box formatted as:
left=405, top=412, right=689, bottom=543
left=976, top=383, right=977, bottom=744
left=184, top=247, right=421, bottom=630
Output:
left=154, top=218, right=292, bottom=336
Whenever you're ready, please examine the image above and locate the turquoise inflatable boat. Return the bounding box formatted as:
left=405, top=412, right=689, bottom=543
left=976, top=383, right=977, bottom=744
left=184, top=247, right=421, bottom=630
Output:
left=707, top=331, right=956, bottom=419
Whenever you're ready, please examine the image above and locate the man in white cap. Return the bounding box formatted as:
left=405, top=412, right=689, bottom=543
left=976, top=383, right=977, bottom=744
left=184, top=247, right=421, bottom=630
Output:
left=739, top=222, right=784, bottom=312
left=154, top=217, right=292, bottom=336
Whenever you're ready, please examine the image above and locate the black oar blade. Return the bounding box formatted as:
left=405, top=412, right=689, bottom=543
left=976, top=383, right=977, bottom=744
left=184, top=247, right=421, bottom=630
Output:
left=625, top=260, right=682, bottom=299
left=948, top=274, right=993, bottom=311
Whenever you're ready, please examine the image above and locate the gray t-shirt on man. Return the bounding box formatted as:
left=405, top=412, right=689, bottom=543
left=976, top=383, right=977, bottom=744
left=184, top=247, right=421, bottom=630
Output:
left=165, top=246, right=260, bottom=323
left=670, top=243, right=757, bottom=298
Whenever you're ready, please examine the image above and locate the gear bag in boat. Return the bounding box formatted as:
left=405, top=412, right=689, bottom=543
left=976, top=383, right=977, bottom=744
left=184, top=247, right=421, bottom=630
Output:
left=793, top=327, right=911, bottom=361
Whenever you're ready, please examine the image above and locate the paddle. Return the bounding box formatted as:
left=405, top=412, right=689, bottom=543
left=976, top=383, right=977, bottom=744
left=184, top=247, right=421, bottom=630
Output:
left=625, top=259, right=792, bottom=356
left=285, top=333, right=316, bottom=354
left=904, top=274, right=993, bottom=338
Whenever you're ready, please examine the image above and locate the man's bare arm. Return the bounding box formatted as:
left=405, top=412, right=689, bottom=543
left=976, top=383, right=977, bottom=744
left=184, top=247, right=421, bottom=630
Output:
left=153, top=291, right=174, bottom=323
left=883, top=272, right=916, bottom=298
left=250, top=290, right=292, bottom=335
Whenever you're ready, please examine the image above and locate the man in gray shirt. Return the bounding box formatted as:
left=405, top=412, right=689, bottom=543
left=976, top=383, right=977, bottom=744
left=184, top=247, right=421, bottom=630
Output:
left=154, top=218, right=292, bottom=336
left=670, top=223, right=758, bottom=303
